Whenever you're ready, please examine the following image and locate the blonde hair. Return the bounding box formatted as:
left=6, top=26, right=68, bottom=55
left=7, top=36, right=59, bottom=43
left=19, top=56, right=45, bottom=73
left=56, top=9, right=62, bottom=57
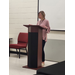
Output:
left=38, top=11, right=45, bottom=19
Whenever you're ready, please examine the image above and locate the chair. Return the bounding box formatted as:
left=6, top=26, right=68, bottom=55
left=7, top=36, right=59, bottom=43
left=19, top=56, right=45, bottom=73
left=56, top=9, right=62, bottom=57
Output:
left=9, top=32, right=28, bottom=58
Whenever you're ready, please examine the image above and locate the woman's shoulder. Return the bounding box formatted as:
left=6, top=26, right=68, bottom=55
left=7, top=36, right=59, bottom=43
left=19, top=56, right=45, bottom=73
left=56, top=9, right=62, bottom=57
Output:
left=44, top=19, right=49, bottom=24
left=44, top=19, right=49, bottom=22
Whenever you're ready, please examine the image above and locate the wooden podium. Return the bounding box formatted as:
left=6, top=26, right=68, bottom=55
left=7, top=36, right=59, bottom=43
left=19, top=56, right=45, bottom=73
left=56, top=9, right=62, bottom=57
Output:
left=23, top=25, right=45, bottom=70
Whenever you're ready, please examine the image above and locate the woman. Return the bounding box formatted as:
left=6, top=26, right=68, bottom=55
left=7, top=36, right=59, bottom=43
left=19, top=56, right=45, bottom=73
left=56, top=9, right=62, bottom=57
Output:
left=37, top=11, right=50, bottom=66
left=29, top=11, right=50, bottom=66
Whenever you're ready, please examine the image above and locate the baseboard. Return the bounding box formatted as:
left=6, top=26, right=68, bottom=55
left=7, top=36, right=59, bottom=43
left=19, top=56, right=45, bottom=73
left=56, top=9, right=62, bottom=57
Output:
left=10, top=51, right=27, bottom=55
left=45, top=59, right=58, bottom=63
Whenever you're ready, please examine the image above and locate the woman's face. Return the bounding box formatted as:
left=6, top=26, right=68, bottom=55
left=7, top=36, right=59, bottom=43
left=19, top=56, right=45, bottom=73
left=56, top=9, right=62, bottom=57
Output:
left=38, top=13, right=43, bottom=20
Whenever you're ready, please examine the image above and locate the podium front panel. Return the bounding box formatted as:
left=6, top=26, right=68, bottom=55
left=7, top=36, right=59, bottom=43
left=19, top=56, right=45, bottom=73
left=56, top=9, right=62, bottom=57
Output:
left=28, top=32, right=38, bottom=68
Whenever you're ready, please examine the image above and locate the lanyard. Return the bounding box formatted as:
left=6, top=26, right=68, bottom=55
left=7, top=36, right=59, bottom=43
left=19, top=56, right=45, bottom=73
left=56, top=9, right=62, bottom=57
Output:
left=39, top=19, right=45, bottom=25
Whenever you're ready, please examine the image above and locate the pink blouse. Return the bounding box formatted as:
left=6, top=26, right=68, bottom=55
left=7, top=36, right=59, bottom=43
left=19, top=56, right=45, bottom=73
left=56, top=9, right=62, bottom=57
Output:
left=37, top=19, right=50, bottom=41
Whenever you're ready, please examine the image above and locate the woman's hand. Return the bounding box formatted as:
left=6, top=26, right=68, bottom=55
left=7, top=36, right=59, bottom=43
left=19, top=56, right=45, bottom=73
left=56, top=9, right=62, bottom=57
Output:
left=45, top=26, right=48, bottom=29
left=44, top=25, right=48, bottom=29
left=40, top=25, right=48, bottom=29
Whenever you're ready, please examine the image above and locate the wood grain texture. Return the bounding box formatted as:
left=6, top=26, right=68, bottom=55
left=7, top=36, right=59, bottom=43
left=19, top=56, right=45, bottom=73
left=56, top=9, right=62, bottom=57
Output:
left=37, top=28, right=42, bottom=67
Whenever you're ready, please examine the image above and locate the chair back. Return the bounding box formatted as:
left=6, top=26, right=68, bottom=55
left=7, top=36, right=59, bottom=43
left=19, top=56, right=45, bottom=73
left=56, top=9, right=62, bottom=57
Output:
left=18, top=33, right=28, bottom=44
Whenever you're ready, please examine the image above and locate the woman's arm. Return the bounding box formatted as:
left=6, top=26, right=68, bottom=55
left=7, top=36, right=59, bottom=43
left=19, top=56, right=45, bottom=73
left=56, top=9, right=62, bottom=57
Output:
left=46, top=20, right=50, bottom=33
left=40, top=20, right=50, bottom=31
left=43, top=25, right=48, bottom=29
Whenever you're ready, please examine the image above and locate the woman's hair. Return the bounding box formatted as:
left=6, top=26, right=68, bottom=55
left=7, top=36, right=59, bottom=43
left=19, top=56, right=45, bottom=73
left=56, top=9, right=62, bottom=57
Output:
left=38, top=11, right=45, bottom=19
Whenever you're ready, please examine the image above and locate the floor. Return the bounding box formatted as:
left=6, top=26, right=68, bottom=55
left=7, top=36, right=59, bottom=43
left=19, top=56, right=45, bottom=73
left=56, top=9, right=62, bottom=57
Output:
left=9, top=54, right=57, bottom=75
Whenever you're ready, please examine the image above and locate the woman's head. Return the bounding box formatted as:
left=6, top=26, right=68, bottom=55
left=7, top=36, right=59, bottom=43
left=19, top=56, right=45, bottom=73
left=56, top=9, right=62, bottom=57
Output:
left=38, top=11, right=45, bottom=20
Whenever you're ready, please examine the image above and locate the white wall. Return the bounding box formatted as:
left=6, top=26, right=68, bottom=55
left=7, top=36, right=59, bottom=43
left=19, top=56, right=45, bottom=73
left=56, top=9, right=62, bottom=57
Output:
left=9, top=0, right=38, bottom=44
left=39, top=0, right=65, bottom=30
left=46, top=31, right=65, bottom=62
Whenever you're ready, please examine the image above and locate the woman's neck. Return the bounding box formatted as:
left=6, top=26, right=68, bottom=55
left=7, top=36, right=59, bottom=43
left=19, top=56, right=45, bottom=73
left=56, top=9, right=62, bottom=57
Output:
left=41, top=18, right=45, bottom=21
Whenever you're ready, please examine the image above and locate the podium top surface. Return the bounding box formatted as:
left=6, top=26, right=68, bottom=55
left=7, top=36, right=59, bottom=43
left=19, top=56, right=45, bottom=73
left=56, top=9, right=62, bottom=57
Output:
left=23, top=25, right=45, bottom=29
